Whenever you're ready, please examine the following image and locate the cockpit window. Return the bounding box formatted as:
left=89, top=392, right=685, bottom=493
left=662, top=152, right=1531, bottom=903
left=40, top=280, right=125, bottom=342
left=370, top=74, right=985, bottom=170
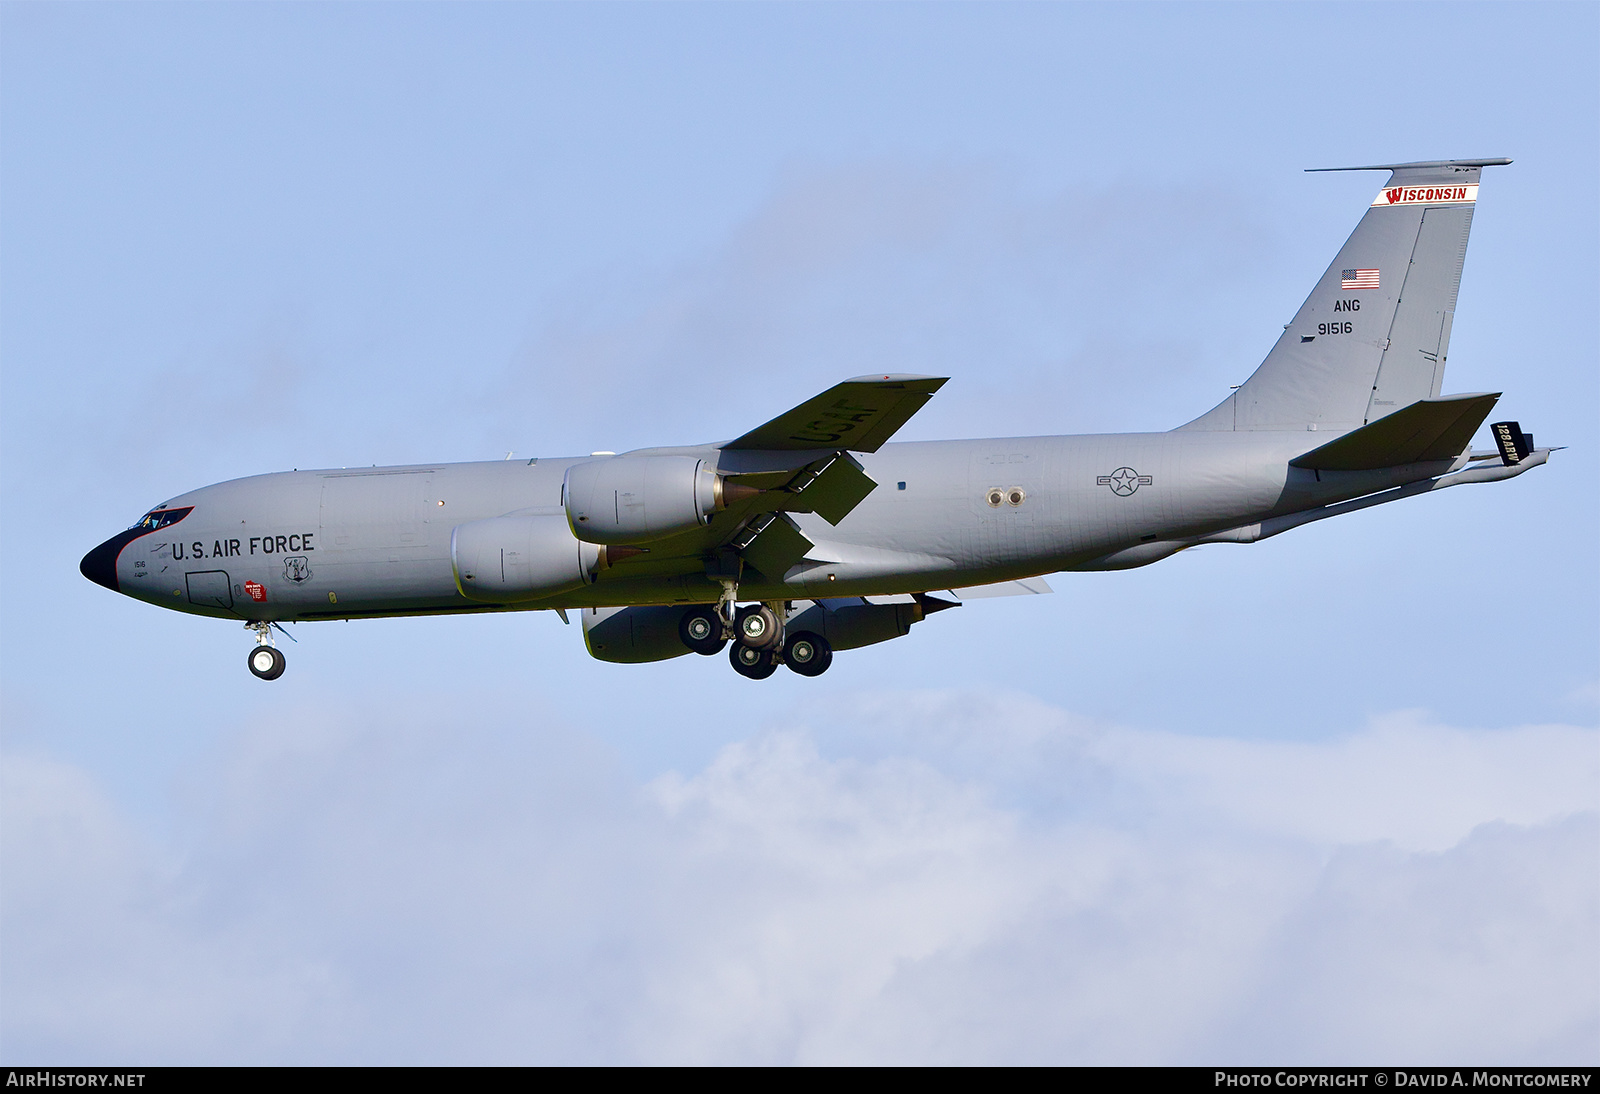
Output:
left=129, top=506, right=192, bottom=532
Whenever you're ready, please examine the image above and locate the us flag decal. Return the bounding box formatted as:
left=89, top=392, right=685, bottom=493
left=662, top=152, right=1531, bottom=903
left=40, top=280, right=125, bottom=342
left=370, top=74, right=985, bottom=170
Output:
left=1340, top=268, right=1379, bottom=290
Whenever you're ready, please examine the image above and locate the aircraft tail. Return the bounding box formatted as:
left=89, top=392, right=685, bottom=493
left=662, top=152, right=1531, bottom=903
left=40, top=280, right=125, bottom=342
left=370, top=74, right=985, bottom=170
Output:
left=1179, top=158, right=1510, bottom=434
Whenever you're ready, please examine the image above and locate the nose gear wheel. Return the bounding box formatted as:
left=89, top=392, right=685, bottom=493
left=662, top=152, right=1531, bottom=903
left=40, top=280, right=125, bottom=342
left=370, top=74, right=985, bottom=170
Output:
left=248, top=645, right=286, bottom=680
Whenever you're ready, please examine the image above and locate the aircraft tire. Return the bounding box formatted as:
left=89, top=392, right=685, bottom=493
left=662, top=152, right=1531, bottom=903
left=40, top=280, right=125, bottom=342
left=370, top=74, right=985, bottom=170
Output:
left=729, top=641, right=778, bottom=680
left=782, top=631, right=833, bottom=677
left=679, top=607, right=726, bottom=655
left=735, top=605, right=782, bottom=650
left=247, top=646, right=286, bottom=681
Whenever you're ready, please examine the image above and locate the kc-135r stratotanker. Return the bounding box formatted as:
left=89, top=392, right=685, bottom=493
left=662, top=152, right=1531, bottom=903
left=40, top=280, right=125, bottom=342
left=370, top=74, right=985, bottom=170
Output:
left=82, top=159, right=1552, bottom=681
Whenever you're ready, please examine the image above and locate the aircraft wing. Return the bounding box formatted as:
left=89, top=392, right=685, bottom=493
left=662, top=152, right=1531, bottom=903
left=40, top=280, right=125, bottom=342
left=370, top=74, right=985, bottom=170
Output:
left=695, top=375, right=950, bottom=577
left=722, top=374, right=948, bottom=452
left=591, top=375, right=950, bottom=584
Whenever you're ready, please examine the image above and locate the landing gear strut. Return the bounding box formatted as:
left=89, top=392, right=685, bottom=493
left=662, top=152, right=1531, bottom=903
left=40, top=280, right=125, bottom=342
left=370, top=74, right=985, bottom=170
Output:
left=716, top=578, right=739, bottom=637
left=245, top=621, right=287, bottom=681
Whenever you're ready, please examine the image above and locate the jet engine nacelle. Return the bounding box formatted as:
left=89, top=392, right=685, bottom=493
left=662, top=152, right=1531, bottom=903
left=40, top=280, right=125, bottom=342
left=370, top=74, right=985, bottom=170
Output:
left=583, top=604, right=697, bottom=663
left=788, top=598, right=921, bottom=650
left=452, top=510, right=600, bottom=602
left=564, top=456, right=722, bottom=545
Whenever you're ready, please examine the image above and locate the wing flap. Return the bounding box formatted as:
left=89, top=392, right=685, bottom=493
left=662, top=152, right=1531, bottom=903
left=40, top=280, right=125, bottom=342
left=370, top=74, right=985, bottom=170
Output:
left=780, top=453, right=877, bottom=525
left=733, top=512, right=813, bottom=580
left=1289, top=393, right=1500, bottom=471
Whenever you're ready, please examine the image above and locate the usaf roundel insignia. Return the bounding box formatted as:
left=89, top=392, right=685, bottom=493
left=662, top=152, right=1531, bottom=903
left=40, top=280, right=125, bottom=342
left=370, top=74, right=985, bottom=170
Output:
left=1096, top=467, right=1153, bottom=496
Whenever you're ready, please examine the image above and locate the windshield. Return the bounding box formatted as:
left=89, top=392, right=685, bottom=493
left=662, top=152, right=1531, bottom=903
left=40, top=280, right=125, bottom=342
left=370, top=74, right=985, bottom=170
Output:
left=128, top=507, right=192, bottom=532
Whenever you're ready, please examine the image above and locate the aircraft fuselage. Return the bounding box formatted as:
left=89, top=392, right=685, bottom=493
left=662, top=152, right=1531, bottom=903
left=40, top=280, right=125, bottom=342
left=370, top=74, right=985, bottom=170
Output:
left=88, top=428, right=1450, bottom=624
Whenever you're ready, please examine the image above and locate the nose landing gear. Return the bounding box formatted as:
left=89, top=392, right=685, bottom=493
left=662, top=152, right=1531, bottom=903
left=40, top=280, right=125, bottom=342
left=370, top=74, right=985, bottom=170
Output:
left=248, top=645, right=286, bottom=680
left=245, top=620, right=288, bottom=680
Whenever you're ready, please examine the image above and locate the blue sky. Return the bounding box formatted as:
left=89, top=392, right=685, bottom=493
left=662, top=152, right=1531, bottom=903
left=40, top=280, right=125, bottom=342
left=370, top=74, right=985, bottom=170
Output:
left=2, top=2, right=1595, bottom=1063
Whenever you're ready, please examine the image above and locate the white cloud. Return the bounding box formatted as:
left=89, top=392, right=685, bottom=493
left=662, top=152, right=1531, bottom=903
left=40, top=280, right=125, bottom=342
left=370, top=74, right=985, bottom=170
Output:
left=1217, top=816, right=1600, bottom=1062
left=2, top=694, right=1595, bottom=1064
left=0, top=753, right=343, bottom=1064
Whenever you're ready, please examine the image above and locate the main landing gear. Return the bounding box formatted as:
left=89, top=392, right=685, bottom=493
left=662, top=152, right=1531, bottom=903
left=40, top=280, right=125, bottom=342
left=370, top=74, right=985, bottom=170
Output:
left=245, top=620, right=287, bottom=681
left=697, top=590, right=832, bottom=680
left=781, top=630, right=832, bottom=677
left=679, top=607, right=726, bottom=656
left=728, top=628, right=833, bottom=680
left=735, top=604, right=781, bottom=650
left=730, top=641, right=779, bottom=680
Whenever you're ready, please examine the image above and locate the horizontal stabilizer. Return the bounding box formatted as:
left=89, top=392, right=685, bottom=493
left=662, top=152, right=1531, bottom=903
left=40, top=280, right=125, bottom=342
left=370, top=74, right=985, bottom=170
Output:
left=1290, top=393, right=1499, bottom=471
left=1306, top=158, right=1512, bottom=173
left=724, top=375, right=947, bottom=452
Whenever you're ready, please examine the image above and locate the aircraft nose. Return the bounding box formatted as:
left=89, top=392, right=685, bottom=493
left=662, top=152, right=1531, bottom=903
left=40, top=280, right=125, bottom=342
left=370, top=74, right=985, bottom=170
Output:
left=80, top=536, right=123, bottom=592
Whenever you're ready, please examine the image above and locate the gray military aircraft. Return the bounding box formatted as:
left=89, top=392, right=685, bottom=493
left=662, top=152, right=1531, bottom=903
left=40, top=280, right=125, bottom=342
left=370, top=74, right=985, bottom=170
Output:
left=82, top=159, right=1551, bottom=681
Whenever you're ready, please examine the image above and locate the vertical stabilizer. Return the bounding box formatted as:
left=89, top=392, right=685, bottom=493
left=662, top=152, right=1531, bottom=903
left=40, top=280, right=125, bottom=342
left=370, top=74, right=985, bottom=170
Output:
left=1180, top=159, right=1508, bottom=433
